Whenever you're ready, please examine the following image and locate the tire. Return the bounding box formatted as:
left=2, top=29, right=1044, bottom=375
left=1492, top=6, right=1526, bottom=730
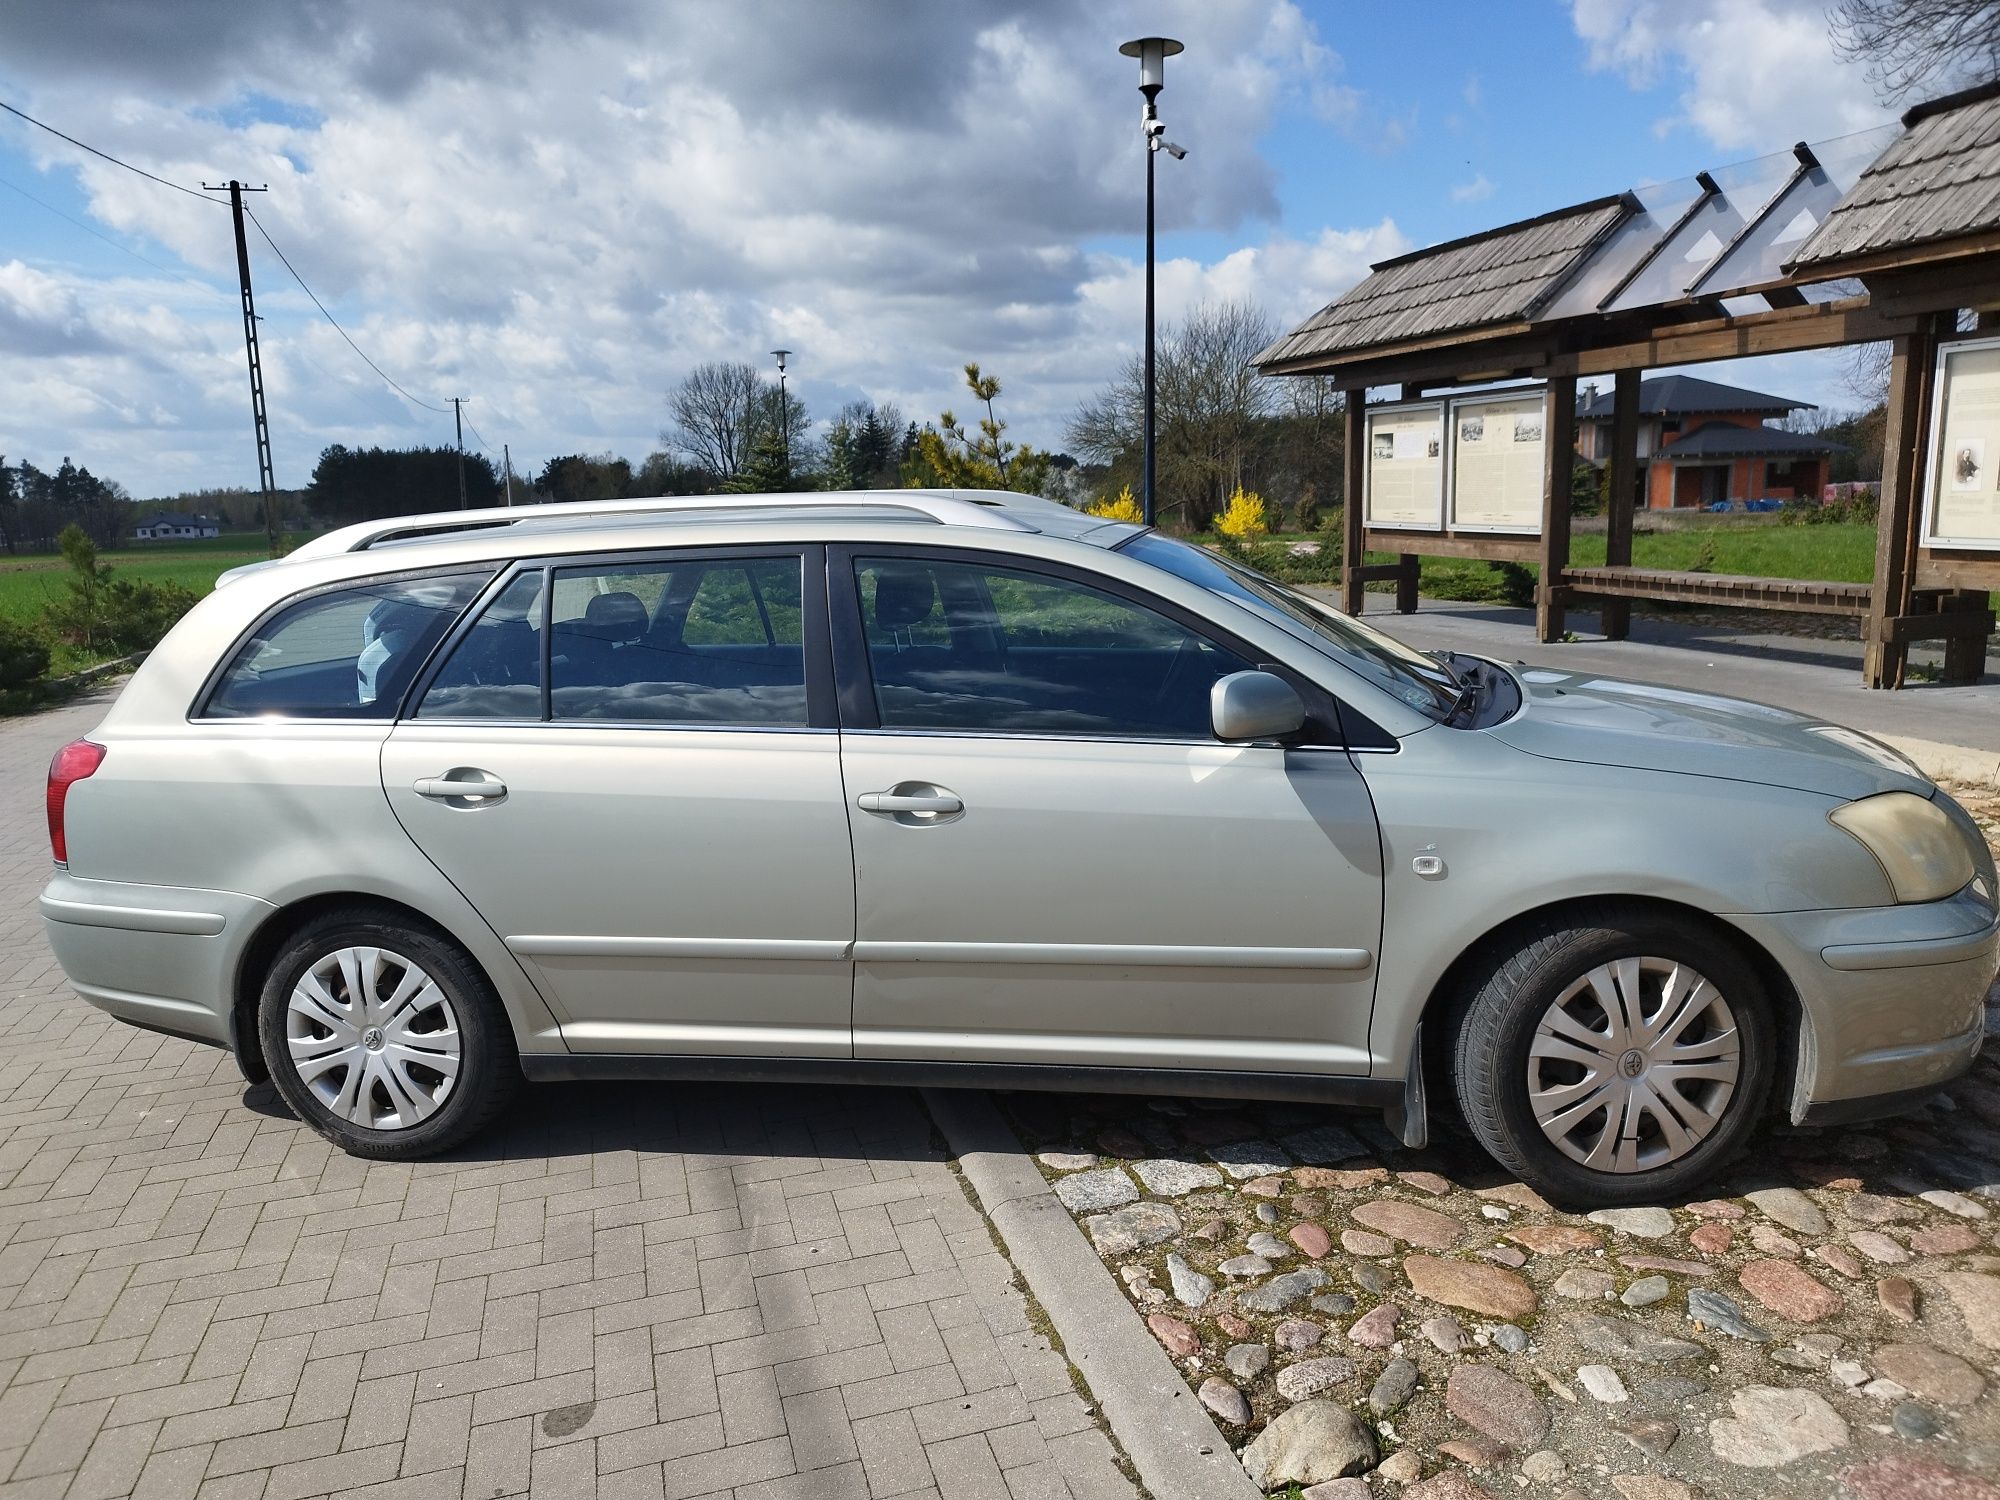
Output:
left=1451, top=905, right=1774, bottom=1208
left=258, top=907, right=520, bottom=1160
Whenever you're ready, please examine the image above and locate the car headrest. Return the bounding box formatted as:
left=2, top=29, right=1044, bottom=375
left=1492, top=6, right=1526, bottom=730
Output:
left=873, top=568, right=936, bottom=631
left=581, top=590, right=648, bottom=641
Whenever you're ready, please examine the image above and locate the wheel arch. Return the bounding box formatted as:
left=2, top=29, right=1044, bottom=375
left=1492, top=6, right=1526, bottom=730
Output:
left=229, top=892, right=493, bottom=1084
left=1412, top=892, right=1806, bottom=1138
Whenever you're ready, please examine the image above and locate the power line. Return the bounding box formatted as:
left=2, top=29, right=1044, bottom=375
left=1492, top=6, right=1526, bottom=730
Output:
left=0, top=98, right=222, bottom=205
left=462, top=417, right=491, bottom=453
left=243, top=205, right=451, bottom=414
left=0, top=172, right=233, bottom=301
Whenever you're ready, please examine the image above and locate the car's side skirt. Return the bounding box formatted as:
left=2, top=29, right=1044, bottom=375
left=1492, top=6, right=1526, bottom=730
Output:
left=519, top=1053, right=1404, bottom=1108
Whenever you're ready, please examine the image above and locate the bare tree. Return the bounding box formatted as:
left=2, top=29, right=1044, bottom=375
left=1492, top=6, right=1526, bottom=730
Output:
left=664, top=362, right=765, bottom=478
left=1065, top=300, right=1278, bottom=528
left=1831, top=0, right=2000, bottom=102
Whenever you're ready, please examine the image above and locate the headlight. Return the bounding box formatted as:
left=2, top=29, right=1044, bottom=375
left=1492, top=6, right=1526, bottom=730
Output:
left=1829, top=791, right=1976, bottom=904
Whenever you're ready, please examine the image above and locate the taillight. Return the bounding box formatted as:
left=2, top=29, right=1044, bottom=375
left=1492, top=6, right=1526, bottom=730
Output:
left=47, top=739, right=105, bottom=865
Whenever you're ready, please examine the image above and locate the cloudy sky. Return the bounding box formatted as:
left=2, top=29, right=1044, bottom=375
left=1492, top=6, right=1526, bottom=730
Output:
left=0, top=0, right=1907, bottom=497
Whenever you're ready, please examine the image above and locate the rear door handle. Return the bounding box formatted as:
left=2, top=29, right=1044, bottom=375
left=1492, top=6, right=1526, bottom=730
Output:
left=413, top=771, right=508, bottom=802
left=858, top=783, right=962, bottom=822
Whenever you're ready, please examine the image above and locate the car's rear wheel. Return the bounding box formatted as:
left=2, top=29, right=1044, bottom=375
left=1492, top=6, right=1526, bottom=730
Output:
left=258, top=909, right=519, bottom=1159
left=1452, top=907, right=1774, bottom=1207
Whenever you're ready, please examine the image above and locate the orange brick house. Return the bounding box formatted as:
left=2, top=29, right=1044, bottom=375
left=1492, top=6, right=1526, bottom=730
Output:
left=1574, top=374, right=1842, bottom=509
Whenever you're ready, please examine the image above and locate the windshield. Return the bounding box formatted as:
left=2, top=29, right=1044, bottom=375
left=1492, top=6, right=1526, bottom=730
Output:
left=1119, top=532, right=1458, bottom=718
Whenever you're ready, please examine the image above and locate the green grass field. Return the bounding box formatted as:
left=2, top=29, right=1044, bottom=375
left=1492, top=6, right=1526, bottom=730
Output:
left=0, top=539, right=273, bottom=674
left=1352, top=521, right=1885, bottom=603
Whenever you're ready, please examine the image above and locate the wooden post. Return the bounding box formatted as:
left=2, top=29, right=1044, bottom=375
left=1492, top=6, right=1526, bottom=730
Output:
left=1942, top=592, right=1990, bottom=685
left=1536, top=374, right=1579, bottom=643
left=1341, top=390, right=1366, bottom=614
left=1395, top=552, right=1420, bottom=613
left=1863, top=313, right=1944, bottom=688
left=1601, top=369, right=1640, bottom=640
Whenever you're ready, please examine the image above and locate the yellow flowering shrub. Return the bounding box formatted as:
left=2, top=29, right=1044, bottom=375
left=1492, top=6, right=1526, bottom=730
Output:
left=1215, top=486, right=1268, bottom=538
left=1085, top=486, right=1144, bottom=523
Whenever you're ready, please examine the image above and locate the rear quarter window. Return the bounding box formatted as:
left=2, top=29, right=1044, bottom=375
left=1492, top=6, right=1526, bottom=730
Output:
left=202, top=572, right=490, bottom=719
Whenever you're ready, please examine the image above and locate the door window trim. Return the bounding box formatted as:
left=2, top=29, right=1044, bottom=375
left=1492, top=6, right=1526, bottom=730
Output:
left=402, top=542, right=837, bottom=730
left=825, top=543, right=1346, bottom=747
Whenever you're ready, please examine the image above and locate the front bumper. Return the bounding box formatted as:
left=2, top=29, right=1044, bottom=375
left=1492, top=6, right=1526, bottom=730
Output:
left=40, top=871, right=272, bottom=1050
left=1727, top=887, right=1998, bottom=1121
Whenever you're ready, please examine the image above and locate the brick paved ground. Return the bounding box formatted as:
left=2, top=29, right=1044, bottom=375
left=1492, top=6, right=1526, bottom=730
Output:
left=0, top=695, right=1137, bottom=1500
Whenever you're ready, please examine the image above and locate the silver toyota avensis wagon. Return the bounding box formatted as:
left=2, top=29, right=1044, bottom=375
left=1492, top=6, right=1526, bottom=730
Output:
left=40, top=490, right=2000, bottom=1204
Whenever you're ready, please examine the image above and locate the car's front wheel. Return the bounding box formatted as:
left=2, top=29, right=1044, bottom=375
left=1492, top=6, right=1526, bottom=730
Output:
left=1452, top=907, right=1774, bottom=1207
left=258, top=908, right=519, bottom=1159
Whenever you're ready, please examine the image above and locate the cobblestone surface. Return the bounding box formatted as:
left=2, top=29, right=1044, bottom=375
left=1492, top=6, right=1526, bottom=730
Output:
left=0, top=695, right=1134, bottom=1500
left=1006, top=784, right=2000, bottom=1498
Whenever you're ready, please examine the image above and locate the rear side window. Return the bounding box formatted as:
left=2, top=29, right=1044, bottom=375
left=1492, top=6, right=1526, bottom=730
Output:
left=204, top=572, right=489, bottom=719
left=548, top=556, right=808, bottom=725
left=417, top=573, right=545, bottom=719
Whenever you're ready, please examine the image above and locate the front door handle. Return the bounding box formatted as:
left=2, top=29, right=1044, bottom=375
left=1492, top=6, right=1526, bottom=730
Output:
left=858, top=783, right=963, bottom=823
left=413, top=770, right=508, bottom=803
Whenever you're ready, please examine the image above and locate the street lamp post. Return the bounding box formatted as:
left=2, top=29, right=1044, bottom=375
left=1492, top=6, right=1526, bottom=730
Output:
left=771, top=349, right=792, bottom=483
left=1119, top=36, right=1185, bottom=528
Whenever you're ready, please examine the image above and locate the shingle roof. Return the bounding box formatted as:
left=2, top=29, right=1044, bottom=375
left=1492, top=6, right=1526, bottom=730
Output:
left=1575, top=374, right=1810, bottom=419
left=1788, top=79, right=2000, bottom=269
left=1656, top=421, right=1844, bottom=459
left=1254, top=195, right=1630, bottom=368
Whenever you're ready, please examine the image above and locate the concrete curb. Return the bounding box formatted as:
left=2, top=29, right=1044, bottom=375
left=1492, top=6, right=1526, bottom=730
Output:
left=923, top=1087, right=1261, bottom=1500
left=1884, top=734, right=2000, bottom=791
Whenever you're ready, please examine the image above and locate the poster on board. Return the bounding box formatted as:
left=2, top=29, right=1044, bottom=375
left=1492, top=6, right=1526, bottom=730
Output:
left=1364, top=404, right=1444, bottom=531
left=1925, top=336, right=2000, bottom=549
left=1449, top=390, right=1546, bottom=533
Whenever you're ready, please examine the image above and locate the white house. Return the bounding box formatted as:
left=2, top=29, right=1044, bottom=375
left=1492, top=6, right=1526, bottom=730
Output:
left=134, top=512, right=221, bottom=541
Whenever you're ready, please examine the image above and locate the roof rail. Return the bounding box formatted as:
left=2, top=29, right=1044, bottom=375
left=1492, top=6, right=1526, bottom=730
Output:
left=284, top=490, right=1039, bottom=560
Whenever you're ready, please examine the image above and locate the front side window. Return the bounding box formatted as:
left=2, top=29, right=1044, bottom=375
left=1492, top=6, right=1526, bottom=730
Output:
left=548, top=556, right=808, bottom=724
left=205, top=572, right=488, bottom=719
left=855, top=556, right=1248, bottom=737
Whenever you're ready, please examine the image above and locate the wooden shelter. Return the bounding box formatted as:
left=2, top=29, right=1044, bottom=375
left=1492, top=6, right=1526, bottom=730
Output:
left=1256, top=81, right=2000, bottom=687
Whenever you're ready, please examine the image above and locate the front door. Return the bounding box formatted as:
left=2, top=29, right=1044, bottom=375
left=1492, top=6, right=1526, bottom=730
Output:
left=832, top=548, right=1385, bottom=1076
left=381, top=548, right=855, bottom=1056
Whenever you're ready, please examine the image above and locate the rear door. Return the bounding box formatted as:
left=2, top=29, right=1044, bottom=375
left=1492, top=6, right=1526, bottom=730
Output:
left=831, top=545, right=1385, bottom=1076
left=381, top=546, right=857, bottom=1056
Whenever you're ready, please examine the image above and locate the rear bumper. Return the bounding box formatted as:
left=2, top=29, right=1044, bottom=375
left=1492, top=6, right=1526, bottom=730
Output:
left=40, top=871, right=271, bottom=1050
left=1728, top=890, right=1997, bottom=1120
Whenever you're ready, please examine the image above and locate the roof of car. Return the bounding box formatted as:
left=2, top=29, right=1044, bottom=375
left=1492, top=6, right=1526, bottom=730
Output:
left=219, top=490, right=1137, bottom=589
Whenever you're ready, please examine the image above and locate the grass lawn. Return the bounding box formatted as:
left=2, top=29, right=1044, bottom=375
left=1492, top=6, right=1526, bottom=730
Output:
left=0, top=539, right=275, bottom=674
left=1351, top=521, right=1886, bottom=603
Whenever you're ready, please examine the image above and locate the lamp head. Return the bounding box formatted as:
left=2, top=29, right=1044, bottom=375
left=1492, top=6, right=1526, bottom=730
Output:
left=1119, top=36, right=1182, bottom=98
left=771, top=349, right=790, bottom=373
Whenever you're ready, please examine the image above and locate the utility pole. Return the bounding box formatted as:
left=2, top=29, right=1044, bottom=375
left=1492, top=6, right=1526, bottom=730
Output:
left=449, top=397, right=468, bottom=509
left=202, top=179, right=278, bottom=554
left=502, top=444, right=515, bottom=507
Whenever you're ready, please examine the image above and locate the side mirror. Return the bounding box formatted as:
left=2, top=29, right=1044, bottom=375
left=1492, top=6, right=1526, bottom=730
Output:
left=1210, top=670, right=1305, bottom=743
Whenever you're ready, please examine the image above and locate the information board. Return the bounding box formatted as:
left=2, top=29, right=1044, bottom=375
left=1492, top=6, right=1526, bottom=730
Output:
left=1448, top=390, right=1546, bottom=533
left=1925, top=336, right=2000, bottom=550
left=1363, top=403, right=1444, bottom=531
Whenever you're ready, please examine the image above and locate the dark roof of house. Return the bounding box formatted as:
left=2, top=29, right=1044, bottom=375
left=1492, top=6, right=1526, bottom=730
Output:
left=140, top=513, right=211, bottom=528
left=1576, top=374, right=1811, bottom=419
left=1254, top=195, right=1630, bottom=368
left=1657, top=420, right=1845, bottom=459
left=1788, top=78, right=2000, bottom=269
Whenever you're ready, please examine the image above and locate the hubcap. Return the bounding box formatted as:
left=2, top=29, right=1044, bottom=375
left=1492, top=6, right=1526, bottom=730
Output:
left=1527, top=956, right=1740, bottom=1174
left=285, top=946, right=460, bottom=1131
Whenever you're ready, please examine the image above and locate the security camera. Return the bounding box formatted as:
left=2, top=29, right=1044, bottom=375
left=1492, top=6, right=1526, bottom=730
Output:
left=1159, top=139, right=1188, bottom=160
left=1142, top=113, right=1165, bottom=138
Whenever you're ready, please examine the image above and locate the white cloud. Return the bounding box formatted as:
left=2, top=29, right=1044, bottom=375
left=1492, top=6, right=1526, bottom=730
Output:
left=1568, top=0, right=1892, bottom=151
left=0, top=0, right=1393, bottom=493
left=1450, top=174, right=1495, bottom=204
